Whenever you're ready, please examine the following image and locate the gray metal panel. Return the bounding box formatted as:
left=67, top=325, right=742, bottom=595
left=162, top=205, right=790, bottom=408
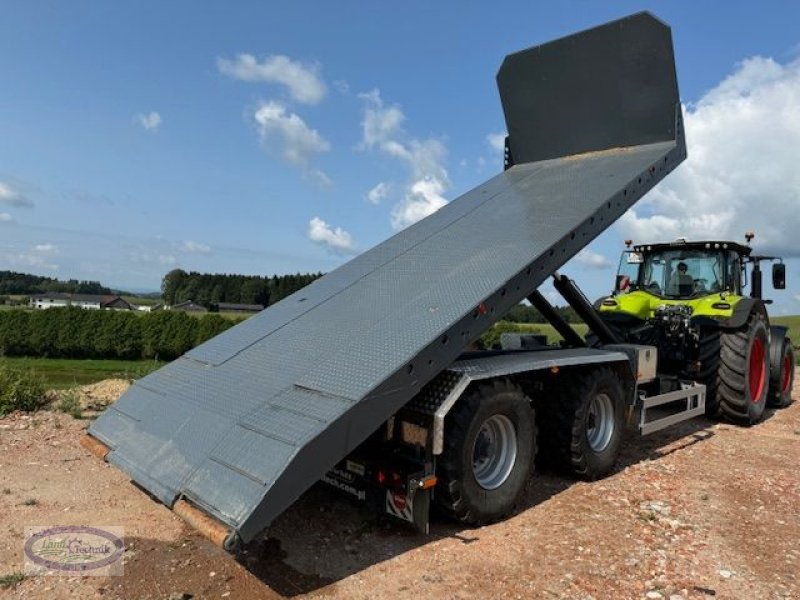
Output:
left=450, top=348, right=631, bottom=379
left=498, top=11, right=679, bottom=164
left=88, top=12, right=686, bottom=543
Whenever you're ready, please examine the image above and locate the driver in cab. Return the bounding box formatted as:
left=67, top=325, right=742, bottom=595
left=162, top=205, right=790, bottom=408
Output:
left=669, top=262, right=694, bottom=295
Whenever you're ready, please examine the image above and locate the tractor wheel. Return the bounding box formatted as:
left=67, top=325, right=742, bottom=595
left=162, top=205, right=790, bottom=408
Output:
left=694, top=328, right=722, bottom=417
left=435, top=379, right=535, bottom=524
left=717, top=313, right=770, bottom=424
left=537, top=367, right=625, bottom=480
left=769, top=340, right=795, bottom=408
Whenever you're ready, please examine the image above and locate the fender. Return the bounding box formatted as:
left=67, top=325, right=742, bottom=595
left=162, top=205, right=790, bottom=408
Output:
left=715, top=297, right=767, bottom=330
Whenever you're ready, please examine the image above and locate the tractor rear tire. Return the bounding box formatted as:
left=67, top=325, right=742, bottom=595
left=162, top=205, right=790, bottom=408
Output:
left=537, top=367, right=625, bottom=480
left=769, top=339, right=795, bottom=408
left=435, top=379, right=535, bottom=525
left=717, top=313, right=770, bottom=424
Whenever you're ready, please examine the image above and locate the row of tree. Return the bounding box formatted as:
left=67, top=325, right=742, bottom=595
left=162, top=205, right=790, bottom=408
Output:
left=161, top=269, right=323, bottom=308
left=0, top=270, right=111, bottom=296
left=503, top=303, right=582, bottom=324
left=0, top=307, right=241, bottom=361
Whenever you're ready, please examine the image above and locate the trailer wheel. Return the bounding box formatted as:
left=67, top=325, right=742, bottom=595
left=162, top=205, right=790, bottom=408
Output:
left=538, top=367, right=625, bottom=479
left=768, top=339, right=795, bottom=409
left=717, top=313, right=769, bottom=424
left=435, top=379, right=535, bottom=524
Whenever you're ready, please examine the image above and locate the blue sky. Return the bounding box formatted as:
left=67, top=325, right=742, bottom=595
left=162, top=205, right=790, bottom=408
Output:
left=1, top=1, right=799, bottom=312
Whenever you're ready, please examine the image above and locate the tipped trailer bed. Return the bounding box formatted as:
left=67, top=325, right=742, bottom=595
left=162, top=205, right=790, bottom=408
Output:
left=86, top=12, right=689, bottom=549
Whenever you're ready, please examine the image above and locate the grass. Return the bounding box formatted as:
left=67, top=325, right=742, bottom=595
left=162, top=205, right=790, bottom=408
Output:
left=121, top=295, right=162, bottom=306
left=0, top=357, right=165, bottom=389
left=56, top=390, right=83, bottom=418
left=0, top=572, right=25, bottom=589
left=481, top=321, right=589, bottom=347
left=772, top=315, right=800, bottom=361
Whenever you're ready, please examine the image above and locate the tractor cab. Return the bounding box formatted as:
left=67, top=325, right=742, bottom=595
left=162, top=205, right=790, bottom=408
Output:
left=600, top=236, right=786, bottom=325
left=615, top=240, right=748, bottom=300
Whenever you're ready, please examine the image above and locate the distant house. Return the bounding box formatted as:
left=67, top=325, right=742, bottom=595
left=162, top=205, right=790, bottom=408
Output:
left=134, top=303, right=164, bottom=312
left=29, top=292, right=134, bottom=311
left=169, top=300, right=207, bottom=313
left=216, top=302, right=264, bottom=314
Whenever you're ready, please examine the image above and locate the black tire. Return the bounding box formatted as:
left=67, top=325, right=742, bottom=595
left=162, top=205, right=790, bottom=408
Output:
left=694, top=328, right=722, bottom=417
left=435, top=379, right=535, bottom=524
left=717, top=313, right=770, bottom=424
left=769, top=340, right=795, bottom=408
left=537, top=367, right=625, bottom=480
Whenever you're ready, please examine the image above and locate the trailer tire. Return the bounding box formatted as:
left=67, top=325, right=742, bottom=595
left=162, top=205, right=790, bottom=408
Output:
left=768, top=339, right=795, bottom=409
left=717, top=313, right=769, bottom=424
left=538, top=367, right=625, bottom=480
left=435, top=379, right=535, bottom=525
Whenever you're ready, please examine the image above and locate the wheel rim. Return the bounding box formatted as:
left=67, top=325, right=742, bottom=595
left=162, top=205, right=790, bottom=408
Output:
left=586, top=393, right=615, bottom=452
left=748, top=337, right=766, bottom=402
left=782, top=354, right=793, bottom=394
left=472, top=415, right=517, bottom=490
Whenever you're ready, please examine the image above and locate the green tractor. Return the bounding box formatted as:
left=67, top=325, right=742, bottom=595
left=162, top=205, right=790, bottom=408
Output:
left=595, top=234, right=794, bottom=424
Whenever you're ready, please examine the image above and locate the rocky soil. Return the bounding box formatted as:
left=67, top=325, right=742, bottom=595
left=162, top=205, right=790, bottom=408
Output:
left=0, top=373, right=797, bottom=599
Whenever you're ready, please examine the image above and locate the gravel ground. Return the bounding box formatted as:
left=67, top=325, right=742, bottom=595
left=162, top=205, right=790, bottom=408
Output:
left=0, top=372, right=797, bottom=600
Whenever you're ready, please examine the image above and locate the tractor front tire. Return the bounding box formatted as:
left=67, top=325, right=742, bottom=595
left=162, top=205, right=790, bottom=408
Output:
left=695, top=328, right=722, bottom=417
left=769, top=339, right=795, bottom=408
left=717, top=314, right=770, bottom=424
left=435, top=379, right=535, bottom=525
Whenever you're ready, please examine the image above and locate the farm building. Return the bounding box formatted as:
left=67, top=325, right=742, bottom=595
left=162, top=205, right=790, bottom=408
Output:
left=29, top=292, right=133, bottom=310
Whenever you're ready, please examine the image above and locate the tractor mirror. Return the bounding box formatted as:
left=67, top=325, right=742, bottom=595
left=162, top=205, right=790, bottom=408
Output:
left=772, top=263, right=786, bottom=289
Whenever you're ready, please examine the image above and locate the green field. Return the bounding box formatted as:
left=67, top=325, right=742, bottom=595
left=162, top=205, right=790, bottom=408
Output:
left=0, top=357, right=165, bottom=389
left=772, top=315, right=800, bottom=348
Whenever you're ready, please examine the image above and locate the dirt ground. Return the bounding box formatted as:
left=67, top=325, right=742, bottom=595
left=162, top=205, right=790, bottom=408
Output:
left=1, top=374, right=798, bottom=600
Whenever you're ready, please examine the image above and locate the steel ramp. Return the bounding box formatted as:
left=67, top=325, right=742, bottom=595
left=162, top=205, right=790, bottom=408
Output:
left=88, top=12, right=686, bottom=545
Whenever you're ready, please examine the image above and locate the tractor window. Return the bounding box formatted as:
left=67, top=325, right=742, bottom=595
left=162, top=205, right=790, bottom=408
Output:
left=638, top=249, right=727, bottom=298
left=615, top=251, right=642, bottom=293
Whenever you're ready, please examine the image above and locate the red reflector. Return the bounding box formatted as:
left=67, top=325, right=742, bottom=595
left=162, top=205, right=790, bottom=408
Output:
left=377, top=471, right=386, bottom=484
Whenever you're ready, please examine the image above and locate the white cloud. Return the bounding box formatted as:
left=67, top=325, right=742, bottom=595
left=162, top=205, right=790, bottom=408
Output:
left=573, top=249, right=612, bottom=269
left=358, top=89, right=450, bottom=230
left=137, top=112, right=162, bottom=132
left=128, top=252, right=177, bottom=266
left=358, top=89, right=405, bottom=149
left=4, top=244, right=59, bottom=270
left=217, top=54, right=326, bottom=104
left=390, top=178, right=448, bottom=231
left=486, top=132, right=506, bottom=153
left=182, top=240, right=211, bottom=254
left=0, top=181, right=33, bottom=207
left=619, top=56, right=800, bottom=256
left=254, top=101, right=331, bottom=168
left=366, top=182, right=391, bottom=205
left=308, top=217, right=356, bottom=254
left=0, top=213, right=13, bottom=223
